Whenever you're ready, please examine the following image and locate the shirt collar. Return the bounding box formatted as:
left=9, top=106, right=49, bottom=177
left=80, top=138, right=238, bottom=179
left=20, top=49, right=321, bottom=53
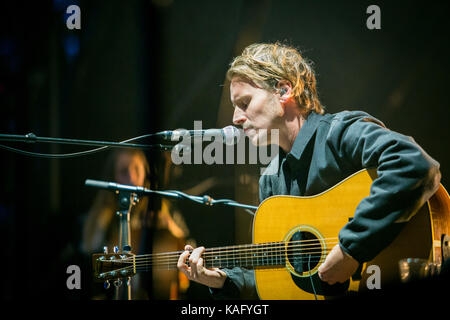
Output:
left=289, top=111, right=324, bottom=160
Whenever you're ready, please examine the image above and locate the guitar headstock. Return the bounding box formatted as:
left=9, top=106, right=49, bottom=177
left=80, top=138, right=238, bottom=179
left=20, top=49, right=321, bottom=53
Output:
left=92, top=252, right=136, bottom=282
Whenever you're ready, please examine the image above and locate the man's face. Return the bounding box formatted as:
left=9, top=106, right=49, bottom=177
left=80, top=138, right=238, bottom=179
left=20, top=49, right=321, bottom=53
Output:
left=230, top=77, right=282, bottom=146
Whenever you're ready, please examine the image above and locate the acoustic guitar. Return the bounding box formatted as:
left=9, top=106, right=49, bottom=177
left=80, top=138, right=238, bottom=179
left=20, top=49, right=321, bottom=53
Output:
left=92, top=169, right=450, bottom=300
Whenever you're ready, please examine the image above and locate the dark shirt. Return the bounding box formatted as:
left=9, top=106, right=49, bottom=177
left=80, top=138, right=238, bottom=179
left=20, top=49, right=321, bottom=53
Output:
left=211, top=110, right=440, bottom=299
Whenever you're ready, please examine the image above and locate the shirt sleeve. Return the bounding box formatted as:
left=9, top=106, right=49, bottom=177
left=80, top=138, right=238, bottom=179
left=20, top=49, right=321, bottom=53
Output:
left=209, top=268, right=259, bottom=300
left=328, top=111, right=441, bottom=263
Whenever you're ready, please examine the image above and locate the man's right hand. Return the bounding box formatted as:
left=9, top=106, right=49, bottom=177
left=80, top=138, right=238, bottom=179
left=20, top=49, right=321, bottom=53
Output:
left=177, top=244, right=227, bottom=289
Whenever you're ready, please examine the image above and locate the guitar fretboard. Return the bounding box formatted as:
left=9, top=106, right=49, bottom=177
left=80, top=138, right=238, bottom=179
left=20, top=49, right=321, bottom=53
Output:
left=134, top=242, right=289, bottom=271
left=203, top=242, right=287, bottom=269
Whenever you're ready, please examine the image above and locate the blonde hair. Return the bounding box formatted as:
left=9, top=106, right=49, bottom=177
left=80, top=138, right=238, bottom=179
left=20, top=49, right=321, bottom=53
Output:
left=227, top=42, right=324, bottom=114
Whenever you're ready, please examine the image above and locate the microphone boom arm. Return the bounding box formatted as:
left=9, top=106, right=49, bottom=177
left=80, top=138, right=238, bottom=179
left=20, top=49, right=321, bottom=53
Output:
left=85, top=179, right=258, bottom=213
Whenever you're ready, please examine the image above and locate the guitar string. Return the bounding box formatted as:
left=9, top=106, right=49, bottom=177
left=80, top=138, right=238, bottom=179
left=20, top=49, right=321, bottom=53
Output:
left=130, top=240, right=338, bottom=261
left=100, top=254, right=329, bottom=274
left=133, top=259, right=326, bottom=271
left=99, top=253, right=330, bottom=275
left=110, top=237, right=340, bottom=262
left=122, top=237, right=340, bottom=260
left=132, top=244, right=337, bottom=266
left=128, top=249, right=331, bottom=267
left=98, top=241, right=339, bottom=268
left=103, top=252, right=332, bottom=275
left=98, top=248, right=335, bottom=275
left=131, top=251, right=330, bottom=271
left=103, top=260, right=327, bottom=277
left=116, top=256, right=329, bottom=275
left=96, top=238, right=340, bottom=276
left=98, top=241, right=339, bottom=267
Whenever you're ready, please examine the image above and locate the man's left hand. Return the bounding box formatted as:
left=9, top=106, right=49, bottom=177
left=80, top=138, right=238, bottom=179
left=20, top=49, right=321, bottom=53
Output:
left=318, top=244, right=359, bottom=285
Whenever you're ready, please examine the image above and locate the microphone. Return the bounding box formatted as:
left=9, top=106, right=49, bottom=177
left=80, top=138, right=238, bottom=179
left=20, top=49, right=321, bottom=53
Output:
left=156, top=125, right=241, bottom=145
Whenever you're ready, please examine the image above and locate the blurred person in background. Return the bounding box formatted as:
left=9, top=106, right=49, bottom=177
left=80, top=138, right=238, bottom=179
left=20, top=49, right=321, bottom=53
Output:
left=81, top=148, right=189, bottom=299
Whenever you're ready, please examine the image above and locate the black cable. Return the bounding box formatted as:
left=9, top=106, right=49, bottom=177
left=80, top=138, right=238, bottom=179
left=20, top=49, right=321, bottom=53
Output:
left=161, top=190, right=257, bottom=212
left=0, top=133, right=173, bottom=159
left=308, top=254, right=318, bottom=300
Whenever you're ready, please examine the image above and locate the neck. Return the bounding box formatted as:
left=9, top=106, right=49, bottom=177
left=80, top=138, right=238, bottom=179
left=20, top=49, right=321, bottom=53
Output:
left=278, top=111, right=307, bottom=153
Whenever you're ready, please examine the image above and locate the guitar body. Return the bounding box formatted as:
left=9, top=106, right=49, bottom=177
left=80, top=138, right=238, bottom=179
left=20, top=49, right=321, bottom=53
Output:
left=253, top=169, right=449, bottom=300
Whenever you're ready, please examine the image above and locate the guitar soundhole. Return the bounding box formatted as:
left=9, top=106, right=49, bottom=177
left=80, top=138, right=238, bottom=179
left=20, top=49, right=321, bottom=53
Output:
left=286, top=229, right=349, bottom=297
left=287, top=231, right=322, bottom=275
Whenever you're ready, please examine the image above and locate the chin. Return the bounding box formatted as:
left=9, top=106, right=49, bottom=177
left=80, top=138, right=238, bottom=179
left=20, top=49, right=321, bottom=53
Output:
left=251, top=131, right=270, bottom=146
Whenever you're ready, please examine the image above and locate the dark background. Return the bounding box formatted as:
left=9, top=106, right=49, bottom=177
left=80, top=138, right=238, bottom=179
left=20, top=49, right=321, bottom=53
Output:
left=0, top=0, right=449, bottom=300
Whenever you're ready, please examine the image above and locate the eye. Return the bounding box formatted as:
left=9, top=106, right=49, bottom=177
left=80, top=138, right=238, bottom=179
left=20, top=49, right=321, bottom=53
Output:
left=232, top=96, right=250, bottom=110
left=240, top=99, right=250, bottom=109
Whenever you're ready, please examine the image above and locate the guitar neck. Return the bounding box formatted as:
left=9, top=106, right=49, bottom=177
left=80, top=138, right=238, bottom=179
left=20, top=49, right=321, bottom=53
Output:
left=133, top=242, right=287, bottom=272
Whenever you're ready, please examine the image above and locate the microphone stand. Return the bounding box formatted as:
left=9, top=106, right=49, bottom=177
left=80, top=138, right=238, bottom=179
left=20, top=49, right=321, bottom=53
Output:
left=113, top=190, right=137, bottom=300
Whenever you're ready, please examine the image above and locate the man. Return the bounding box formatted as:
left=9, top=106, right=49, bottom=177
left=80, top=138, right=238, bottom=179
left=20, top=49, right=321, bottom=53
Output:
left=177, top=42, right=441, bottom=299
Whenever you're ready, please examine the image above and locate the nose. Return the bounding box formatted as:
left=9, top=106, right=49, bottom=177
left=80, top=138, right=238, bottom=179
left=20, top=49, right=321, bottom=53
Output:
left=232, top=107, right=246, bottom=126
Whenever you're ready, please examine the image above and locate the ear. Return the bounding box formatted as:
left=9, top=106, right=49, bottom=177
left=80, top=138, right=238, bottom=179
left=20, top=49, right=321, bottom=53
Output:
left=276, top=80, right=292, bottom=103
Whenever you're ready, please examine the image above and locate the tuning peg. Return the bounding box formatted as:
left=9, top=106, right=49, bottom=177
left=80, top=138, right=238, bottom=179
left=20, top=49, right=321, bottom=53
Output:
left=103, top=246, right=108, bottom=254
left=104, top=280, right=111, bottom=289
left=113, top=279, right=122, bottom=288
left=113, top=246, right=119, bottom=253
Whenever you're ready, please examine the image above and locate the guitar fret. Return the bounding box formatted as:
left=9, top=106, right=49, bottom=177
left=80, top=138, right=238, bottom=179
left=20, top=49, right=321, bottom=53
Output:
left=203, top=242, right=287, bottom=269
left=270, top=242, right=274, bottom=266
left=263, top=245, right=268, bottom=265
left=255, top=246, right=259, bottom=266
left=261, top=245, right=265, bottom=266
left=258, top=245, right=262, bottom=266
